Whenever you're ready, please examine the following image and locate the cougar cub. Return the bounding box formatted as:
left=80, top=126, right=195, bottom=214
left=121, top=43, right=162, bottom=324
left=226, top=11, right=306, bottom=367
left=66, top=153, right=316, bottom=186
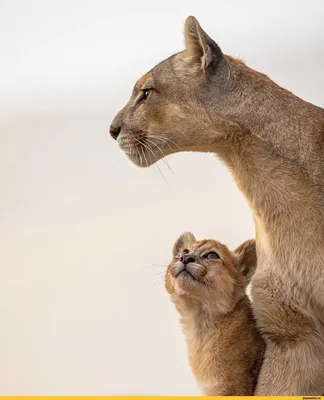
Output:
left=165, top=232, right=265, bottom=395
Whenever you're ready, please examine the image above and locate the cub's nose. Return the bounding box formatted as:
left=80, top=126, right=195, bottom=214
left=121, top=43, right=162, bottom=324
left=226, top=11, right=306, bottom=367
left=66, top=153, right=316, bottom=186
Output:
left=180, top=255, right=196, bottom=265
left=109, top=125, right=121, bottom=140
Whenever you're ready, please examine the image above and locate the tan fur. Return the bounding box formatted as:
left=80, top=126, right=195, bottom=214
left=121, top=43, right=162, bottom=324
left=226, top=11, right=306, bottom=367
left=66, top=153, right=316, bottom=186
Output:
left=110, top=16, right=324, bottom=394
left=166, top=233, right=265, bottom=395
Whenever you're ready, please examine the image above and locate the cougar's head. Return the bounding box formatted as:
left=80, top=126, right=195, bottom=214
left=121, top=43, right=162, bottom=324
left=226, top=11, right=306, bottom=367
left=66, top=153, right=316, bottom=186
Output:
left=110, top=16, right=242, bottom=167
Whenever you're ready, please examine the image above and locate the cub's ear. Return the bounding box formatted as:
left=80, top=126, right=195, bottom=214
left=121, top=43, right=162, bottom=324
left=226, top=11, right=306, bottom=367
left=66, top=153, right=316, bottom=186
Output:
left=184, top=16, right=223, bottom=71
left=233, top=239, right=257, bottom=285
left=173, top=232, right=196, bottom=257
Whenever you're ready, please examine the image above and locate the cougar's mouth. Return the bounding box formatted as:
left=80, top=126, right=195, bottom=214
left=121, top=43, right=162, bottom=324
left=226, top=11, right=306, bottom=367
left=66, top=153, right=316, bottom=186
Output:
left=117, top=132, right=168, bottom=168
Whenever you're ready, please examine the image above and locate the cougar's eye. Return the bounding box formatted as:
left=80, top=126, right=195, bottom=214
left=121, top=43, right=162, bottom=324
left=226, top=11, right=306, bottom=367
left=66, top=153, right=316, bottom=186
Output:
left=179, top=249, right=189, bottom=257
left=139, top=88, right=151, bottom=102
left=204, top=251, right=220, bottom=260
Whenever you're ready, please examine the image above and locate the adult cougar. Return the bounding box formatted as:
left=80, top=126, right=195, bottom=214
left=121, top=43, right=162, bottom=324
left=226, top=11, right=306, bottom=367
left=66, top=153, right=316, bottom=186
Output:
left=110, top=16, right=324, bottom=395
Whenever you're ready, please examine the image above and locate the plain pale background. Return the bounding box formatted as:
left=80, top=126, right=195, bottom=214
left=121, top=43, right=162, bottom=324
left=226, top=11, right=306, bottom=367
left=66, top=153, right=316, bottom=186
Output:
left=1, top=0, right=324, bottom=395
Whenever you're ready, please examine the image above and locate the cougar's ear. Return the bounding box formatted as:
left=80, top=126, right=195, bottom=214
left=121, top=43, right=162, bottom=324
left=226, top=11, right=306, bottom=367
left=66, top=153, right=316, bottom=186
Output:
left=173, top=232, right=196, bottom=257
left=184, top=16, right=223, bottom=71
left=233, top=239, right=257, bottom=285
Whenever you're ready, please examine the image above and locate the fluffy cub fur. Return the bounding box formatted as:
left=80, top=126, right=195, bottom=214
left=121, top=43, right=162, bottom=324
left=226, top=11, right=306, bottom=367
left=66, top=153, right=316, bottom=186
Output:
left=165, top=232, right=265, bottom=396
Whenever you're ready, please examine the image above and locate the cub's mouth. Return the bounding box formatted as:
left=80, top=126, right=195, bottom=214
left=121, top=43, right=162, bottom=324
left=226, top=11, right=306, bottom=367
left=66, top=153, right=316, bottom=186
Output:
left=176, top=268, right=197, bottom=281
left=172, top=262, right=207, bottom=285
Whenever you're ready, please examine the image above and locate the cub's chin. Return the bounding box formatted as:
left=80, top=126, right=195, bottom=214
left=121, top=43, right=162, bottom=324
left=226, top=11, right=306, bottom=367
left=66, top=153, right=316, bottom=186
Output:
left=174, top=271, right=201, bottom=293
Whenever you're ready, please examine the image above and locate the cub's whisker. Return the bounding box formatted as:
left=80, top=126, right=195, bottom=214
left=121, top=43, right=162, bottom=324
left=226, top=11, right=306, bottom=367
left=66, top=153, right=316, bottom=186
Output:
left=151, top=278, right=163, bottom=285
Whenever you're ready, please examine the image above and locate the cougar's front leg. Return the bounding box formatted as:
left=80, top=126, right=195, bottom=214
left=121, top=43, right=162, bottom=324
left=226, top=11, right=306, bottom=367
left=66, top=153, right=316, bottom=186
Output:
left=252, top=276, right=324, bottom=395
left=255, top=339, right=324, bottom=395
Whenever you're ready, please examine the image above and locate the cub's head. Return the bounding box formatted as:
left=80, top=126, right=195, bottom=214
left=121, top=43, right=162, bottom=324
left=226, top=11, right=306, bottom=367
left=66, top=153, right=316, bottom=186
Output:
left=165, top=232, right=257, bottom=313
left=110, top=16, right=244, bottom=167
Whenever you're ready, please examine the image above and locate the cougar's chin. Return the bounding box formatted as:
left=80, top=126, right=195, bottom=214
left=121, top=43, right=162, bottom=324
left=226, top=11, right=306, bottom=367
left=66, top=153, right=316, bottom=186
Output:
left=119, top=144, right=160, bottom=168
left=118, top=133, right=170, bottom=167
left=123, top=150, right=147, bottom=167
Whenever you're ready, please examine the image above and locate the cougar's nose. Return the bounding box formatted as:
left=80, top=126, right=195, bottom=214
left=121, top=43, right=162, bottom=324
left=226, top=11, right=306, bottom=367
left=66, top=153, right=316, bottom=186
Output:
left=109, top=125, right=121, bottom=140
left=180, top=255, right=196, bottom=265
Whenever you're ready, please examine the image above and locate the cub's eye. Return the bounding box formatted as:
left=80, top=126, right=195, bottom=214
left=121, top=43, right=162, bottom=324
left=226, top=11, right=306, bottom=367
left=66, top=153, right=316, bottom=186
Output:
left=139, top=88, right=151, bottom=102
left=179, top=249, right=189, bottom=257
left=204, top=251, right=220, bottom=260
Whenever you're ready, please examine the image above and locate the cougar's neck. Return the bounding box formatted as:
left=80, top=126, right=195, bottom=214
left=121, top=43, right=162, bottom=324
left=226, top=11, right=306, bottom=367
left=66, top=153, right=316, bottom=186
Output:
left=225, top=57, right=324, bottom=185
left=215, top=132, right=324, bottom=261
